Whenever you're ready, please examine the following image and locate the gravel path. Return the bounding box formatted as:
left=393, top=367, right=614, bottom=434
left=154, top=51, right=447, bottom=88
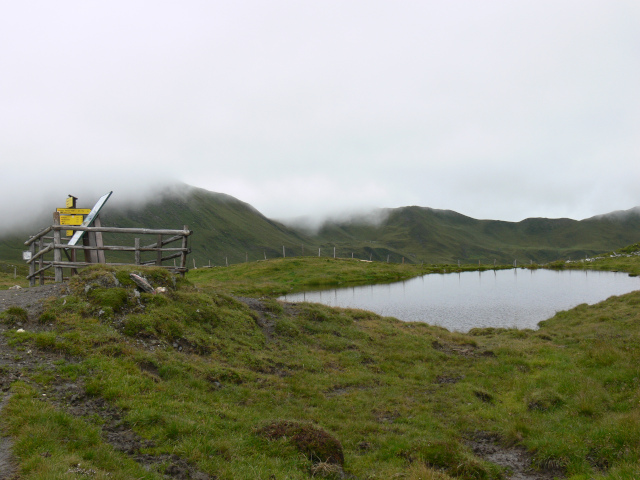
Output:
left=0, top=284, right=68, bottom=317
left=0, top=283, right=68, bottom=480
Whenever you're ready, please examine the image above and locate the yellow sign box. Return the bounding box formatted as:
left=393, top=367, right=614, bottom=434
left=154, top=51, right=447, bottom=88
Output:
left=60, top=215, right=84, bottom=226
left=66, top=230, right=74, bottom=237
left=57, top=208, right=91, bottom=215
left=66, top=197, right=74, bottom=208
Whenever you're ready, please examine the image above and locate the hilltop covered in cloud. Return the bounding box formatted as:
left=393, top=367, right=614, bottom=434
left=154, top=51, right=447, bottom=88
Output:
left=1, top=2, right=639, bottom=227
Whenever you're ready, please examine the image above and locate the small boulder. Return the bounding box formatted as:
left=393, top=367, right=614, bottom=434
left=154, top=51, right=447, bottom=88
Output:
left=129, top=274, right=155, bottom=294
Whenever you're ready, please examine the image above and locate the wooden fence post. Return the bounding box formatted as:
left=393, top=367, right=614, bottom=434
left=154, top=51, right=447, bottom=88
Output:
left=38, top=237, right=45, bottom=285
left=156, top=234, right=163, bottom=266
left=180, top=225, right=188, bottom=271
left=93, top=216, right=106, bottom=264
left=134, top=238, right=141, bottom=265
left=53, top=213, right=63, bottom=283
left=28, top=241, right=36, bottom=287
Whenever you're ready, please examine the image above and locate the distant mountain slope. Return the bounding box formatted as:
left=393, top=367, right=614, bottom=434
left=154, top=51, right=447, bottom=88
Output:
left=314, top=205, right=640, bottom=263
left=99, top=185, right=314, bottom=265
left=1, top=184, right=639, bottom=266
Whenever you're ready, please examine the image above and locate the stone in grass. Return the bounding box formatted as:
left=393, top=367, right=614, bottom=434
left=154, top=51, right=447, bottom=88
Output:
left=129, top=273, right=155, bottom=294
left=257, top=420, right=344, bottom=466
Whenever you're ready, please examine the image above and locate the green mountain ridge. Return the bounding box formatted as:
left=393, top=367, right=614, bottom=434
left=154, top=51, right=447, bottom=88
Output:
left=1, top=184, right=639, bottom=265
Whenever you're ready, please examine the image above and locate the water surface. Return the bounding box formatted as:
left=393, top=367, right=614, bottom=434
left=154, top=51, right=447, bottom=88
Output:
left=280, top=269, right=640, bottom=332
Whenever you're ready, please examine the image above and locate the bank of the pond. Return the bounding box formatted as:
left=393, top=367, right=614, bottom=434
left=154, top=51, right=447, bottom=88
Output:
left=187, top=256, right=513, bottom=297
left=280, top=268, right=640, bottom=331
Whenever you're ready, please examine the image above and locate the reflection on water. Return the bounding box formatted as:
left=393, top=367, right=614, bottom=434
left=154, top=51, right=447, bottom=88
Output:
left=281, top=269, right=640, bottom=332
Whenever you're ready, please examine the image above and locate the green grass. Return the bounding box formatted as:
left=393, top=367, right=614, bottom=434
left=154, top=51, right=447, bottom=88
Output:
left=1, top=253, right=640, bottom=478
left=0, top=261, right=28, bottom=289
left=187, top=256, right=508, bottom=297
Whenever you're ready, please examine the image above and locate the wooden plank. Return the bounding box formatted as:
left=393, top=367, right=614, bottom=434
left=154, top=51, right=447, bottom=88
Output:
left=141, top=251, right=185, bottom=265
left=54, top=225, right=191, bottom=236
left=29, top=242, right=36, bottom=287
left=84, top=232, right=99, bottom=264
left=38, top=237, right=45, bottom=285
left=54, top=244, right=188, bottom=252
left=143, top=234, right=183, bottom=249
left=27, top=244, right=52, bottom=264
left=93, top=216, right=106, bottom=264
left=24, top=226, right=53, bottom=246
left=180, top=225, right=189, bottom=270
left=135, top=238, right=141, bottom=265
left=50, top=261, right=187, bottom=272
left=156, top=234, right=163, bottom=266
left=26, top=263, right=53, bottom=280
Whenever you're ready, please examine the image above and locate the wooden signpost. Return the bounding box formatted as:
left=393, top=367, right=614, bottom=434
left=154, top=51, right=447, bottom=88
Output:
left=51, top=192, right=112, bottom=269
left=57, top=195, right=92, bottom=237
left=25, top=191, right=192, bottom=286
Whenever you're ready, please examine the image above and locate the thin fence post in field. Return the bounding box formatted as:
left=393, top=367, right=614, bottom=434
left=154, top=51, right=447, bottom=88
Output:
left=333, top=247, right=336, bottom=258
left=318, top=248, right=321, bottom=257
left=264, top=251, right=266, bottom=260
left=208, top=260, right=211, bottom=267
left=174, top=259, right=176, bottom=267
left=226, top=257, right=228, bottom=267
left=134, top=238, right=141, bottom=265
left=387, top=255, right=389, bottom=263
left=193, top=258, right=196, bottom=269
left=351, top=252, right=353, bottom=259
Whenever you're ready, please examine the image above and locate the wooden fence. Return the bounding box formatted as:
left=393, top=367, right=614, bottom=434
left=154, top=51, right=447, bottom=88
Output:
left=24, top=218, right=192, bottom=286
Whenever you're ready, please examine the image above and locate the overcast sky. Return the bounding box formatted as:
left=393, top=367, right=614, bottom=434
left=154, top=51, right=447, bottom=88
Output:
left=2, top=1, right=639, bottom=230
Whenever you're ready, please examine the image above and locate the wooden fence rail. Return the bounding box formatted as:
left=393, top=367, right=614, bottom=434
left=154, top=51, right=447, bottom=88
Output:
left=25, top=222, right=192, bottom=286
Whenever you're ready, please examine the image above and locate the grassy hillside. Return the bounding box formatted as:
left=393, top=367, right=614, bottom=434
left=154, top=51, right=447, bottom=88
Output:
left=1, top=255, right=640, bottom=478
left=315, top=206, right=640, bottom=264
left=99, top=185, right=315, bottom=266
left=2, top=184, right=639, bottom=268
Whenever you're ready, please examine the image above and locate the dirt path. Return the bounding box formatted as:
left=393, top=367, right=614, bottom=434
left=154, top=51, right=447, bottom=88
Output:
left=0, top=284, right=68, bottom=317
